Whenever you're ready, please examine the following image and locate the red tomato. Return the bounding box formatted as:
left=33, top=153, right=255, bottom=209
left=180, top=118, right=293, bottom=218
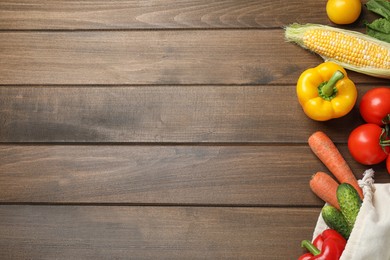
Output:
left=359, top=87, right=390, bottom=125
left=348, top=124, right=389, bottom=165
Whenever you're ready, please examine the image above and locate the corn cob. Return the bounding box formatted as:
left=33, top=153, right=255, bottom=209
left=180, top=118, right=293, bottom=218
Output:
left=285, top=23, right=390, bottom=79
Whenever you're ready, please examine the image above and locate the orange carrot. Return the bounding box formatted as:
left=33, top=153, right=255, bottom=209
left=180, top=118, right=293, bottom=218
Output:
left=310, top=171, right=340, bottom=209
left=308, top=131, right=363, bottom=199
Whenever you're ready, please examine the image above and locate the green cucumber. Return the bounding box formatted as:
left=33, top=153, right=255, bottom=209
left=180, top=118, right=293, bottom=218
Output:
left=337, top=183, right=362, bottom=228
left=321, top=205, right=352, bottom=239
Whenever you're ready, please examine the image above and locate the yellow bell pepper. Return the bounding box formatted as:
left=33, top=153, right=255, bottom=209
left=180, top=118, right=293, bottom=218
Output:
left=296, top=61, right=357, bottom=121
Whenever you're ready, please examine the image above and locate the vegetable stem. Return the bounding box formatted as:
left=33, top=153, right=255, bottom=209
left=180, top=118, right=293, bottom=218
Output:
left=382, top=114, right=390, bottom=125
left=301, top=240, right=321, bottom=256
left=319, top=70, right=344, bottom=100
left=380, top=124, right=390, bottom=150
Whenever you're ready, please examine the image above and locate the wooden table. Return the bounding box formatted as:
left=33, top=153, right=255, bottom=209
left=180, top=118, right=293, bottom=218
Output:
left=0, top=1, right=389, bottom=259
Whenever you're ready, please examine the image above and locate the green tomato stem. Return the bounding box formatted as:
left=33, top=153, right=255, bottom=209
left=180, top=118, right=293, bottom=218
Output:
left=380, top=125, right=390, bottom=150
left=383, top=114, right=390, bottom=125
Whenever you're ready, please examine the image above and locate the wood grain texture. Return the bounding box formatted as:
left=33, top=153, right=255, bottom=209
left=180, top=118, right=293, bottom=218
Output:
left=0, top=30, right=384, bottom=85
left=1, top=144, right=387, bottom=205
left=0, top=0, right=347, bottom=30
left=0, top=0, right=376, bottom=30
left=0, top=205, right=320, bottom=259
left=0, top=85, right=370, bottom=143
left=1, top=1, right=389, bottom=259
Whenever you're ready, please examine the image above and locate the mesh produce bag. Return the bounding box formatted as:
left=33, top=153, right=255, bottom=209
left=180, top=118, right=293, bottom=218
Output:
left=312, top=169, right=390, bottom=260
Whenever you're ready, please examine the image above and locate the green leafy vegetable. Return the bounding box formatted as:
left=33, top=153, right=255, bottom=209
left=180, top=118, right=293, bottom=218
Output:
left=366, top=0, right=390, bottom=19
left=366, top=18, right=390, bottom=42
left=365, top=0, right=390, bottom=43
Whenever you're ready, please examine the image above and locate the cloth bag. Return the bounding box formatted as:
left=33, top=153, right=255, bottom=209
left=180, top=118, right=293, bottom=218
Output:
left=312, top=169, right=390, bottom=260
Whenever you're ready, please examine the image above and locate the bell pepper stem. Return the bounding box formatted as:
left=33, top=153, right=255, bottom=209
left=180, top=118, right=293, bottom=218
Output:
left=301, top=240, right=321, bottom=256
left=320, top=70, right=344, bottom=99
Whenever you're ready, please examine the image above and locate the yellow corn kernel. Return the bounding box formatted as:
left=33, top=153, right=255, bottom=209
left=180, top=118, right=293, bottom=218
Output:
left=285, top=23, right=390, bottom=79
left=303, top=29, right=390, bottom=69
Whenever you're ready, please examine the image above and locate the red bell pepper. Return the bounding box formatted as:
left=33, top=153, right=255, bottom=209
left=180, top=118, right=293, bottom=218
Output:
left=298, top=229, right=346, bottom=260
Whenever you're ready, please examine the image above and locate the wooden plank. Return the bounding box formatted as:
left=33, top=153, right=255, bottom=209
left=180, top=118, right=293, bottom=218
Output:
left=0, top=0, right=372, bottom=30
left=1, top=144, right=385, bottom=205
left=0, top=0, right=376, bottom=30
left=0, top=30, right=384, bottom=85
left=0, top=85, right=369, bottom=143
left=0, top=205, right=320, bottom=259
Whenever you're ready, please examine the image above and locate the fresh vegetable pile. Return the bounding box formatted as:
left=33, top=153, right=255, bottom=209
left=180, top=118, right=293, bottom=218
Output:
left=284, top=0, right=390, bottom=259
left=285, top=0, right=390, bottom=79
left=348, top=87, right=390, bottom=172
left=296, top=97, right=390, bottom=258
left=308, top=132, right=363, bottom=238
left=299, top=132, right=364, bottom=259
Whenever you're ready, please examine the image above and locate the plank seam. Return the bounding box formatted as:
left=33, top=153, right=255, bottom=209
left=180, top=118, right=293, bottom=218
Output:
left=0, top=202, right=323, bottom=208
left=0, top=27, right=284, bottom=33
